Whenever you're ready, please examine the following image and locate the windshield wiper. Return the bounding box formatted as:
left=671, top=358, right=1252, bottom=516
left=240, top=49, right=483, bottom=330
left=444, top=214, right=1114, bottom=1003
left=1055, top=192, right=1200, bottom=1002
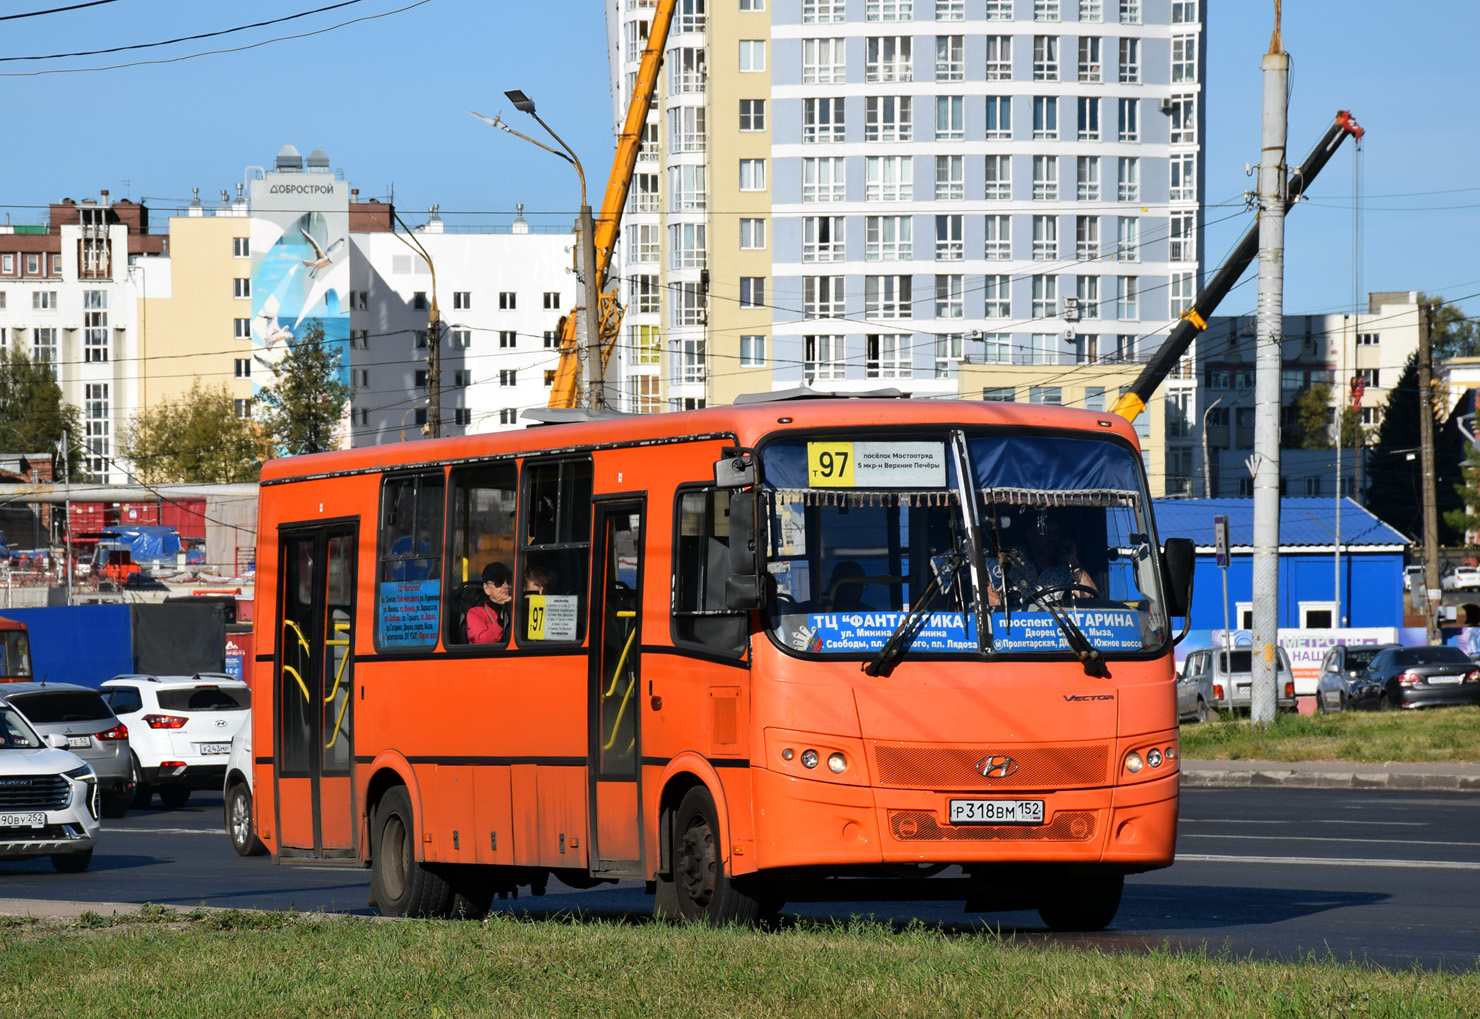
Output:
left=862, top=550, right=965, bottom=678
left=997, top=551, right=1109, bottom=678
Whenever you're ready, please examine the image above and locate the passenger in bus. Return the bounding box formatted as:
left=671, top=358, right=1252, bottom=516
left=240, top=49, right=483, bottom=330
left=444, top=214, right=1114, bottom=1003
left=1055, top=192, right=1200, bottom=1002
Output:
left=824, top=560, right=876, bottom=612
left=524, top=565, right=549, bottom=595
left=467, top=562, right=513, bottom=643
left=996, top=511, right=1097, bottom=604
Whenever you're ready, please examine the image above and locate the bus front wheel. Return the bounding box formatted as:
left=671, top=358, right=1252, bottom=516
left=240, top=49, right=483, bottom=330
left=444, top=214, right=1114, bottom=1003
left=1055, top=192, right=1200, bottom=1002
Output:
left=371, top=786, right=452, bottom=918
left=1036, top=870, right=1124, bottom=931
left=671, top=786, right=762, bottom=925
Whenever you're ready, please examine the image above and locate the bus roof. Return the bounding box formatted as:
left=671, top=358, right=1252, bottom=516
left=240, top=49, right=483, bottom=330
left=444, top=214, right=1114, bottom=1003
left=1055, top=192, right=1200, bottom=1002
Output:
left=0, top=615, right=25, bottom=633
left=260, top=399, right=1140, bottom=485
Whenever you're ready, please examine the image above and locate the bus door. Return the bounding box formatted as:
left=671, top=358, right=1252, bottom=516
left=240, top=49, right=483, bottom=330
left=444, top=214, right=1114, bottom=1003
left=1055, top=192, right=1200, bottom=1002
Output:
left=588, top=499, right=644, bottom=875
left=275, top=523, right=358, bottom=860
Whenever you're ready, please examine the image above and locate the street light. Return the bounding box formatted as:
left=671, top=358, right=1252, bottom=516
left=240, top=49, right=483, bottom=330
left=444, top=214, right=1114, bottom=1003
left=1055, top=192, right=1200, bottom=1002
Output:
left=470, top=94, right=604, bottom=409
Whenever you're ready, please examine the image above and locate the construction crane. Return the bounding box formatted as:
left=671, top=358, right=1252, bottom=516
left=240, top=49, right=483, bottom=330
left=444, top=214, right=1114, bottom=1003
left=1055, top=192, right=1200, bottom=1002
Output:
left=545, top=0, right=678, bottom=409
left=1111, top=110, right=1365, bottom=423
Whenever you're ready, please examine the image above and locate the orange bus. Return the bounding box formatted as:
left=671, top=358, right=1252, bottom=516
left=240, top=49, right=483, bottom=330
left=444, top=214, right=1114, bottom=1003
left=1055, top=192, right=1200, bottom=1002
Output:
left=0, top=615, right=32, bottom=681
left=252, top=396, right=1193, bottom=929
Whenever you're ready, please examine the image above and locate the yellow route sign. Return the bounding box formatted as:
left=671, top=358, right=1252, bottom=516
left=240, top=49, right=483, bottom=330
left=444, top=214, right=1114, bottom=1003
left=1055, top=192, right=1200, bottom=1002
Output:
left=807, top=442, right=856, bottom=487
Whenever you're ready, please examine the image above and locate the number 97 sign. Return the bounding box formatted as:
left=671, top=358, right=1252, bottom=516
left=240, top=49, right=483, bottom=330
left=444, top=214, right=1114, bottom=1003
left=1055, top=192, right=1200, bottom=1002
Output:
left=808, top=442, right=856, bottom=486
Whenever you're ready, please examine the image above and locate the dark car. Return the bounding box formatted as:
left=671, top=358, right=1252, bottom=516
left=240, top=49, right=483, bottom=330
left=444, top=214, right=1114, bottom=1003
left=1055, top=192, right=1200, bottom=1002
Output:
left=1315, top=643, right=1401, bottom=713
left=1351, top=645, right=1480, bottom=710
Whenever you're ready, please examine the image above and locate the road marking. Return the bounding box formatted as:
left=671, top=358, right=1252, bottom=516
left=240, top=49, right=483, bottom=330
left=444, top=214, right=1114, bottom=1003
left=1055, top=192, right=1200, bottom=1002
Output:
left=1177, top=853, right=1480, bottom=871
left=1185, top=833, right=1480, bottom=848
left=105, top=828, right=221, bottom=836
left=1183, top=819, right=1430, bottom=827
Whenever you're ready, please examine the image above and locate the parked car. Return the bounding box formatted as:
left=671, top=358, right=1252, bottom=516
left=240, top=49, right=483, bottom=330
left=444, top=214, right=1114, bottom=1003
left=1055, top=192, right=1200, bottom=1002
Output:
left=1315, top=643, right=1402, bottom=713
left=99, top=673, right=251, bottom=809
left=1350, top=645, right=1480, bottom=710
left=0, top=681, right=133, bottom=817
left=222, top=712, right=265, bottom=856
left=0, top=697, right=101, bottom=871
left=1178, top=645, right=1296, bottom=719
left=1441, top=566, right=1480, bottom=592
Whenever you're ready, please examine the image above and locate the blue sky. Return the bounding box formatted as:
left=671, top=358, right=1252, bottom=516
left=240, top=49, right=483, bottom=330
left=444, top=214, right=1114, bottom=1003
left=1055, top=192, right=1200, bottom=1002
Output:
left=4, top=0, right=1476, bottom=318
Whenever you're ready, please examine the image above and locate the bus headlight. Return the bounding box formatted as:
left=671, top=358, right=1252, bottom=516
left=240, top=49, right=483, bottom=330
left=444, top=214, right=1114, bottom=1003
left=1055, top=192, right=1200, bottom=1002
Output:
left=1124, top=752, right=1144, bottom=774
left=827, top=752, right=847, bottom=774
left=800, top=749, right=819, bottom=770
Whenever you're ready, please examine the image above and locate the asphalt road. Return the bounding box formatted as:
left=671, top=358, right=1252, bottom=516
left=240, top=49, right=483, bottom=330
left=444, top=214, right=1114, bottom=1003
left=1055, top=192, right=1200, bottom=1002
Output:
left=2, top=785, right=1477, bottom=971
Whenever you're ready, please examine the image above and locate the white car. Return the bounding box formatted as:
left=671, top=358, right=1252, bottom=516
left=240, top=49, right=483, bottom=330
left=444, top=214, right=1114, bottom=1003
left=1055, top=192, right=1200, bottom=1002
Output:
left=0, top=698, right=101, bottom=872
left=222, top=712, right=265, bottom=856
left=1442, top=566, right=1480, bottom=592
left=100, top=673, right=251, bottom=810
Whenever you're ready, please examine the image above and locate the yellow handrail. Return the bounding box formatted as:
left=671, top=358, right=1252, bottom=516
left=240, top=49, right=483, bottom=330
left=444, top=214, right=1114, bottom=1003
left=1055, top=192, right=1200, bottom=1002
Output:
left=282, top=664, right=310, bottom=703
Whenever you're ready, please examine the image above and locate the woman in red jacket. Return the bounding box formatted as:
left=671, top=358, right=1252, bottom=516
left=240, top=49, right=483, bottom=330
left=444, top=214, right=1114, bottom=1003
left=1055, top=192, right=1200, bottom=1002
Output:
left=467, top=561, right=513, bottom=644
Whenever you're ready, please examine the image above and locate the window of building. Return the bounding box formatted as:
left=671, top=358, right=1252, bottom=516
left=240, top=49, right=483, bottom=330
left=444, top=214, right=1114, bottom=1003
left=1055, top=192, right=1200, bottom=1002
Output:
left=739, top=98, right=765, bottom=131
left=1031, top=275, right=1058, bottom=318
left=865, top=96, right=912, bottom=142
left=1076, top=215, right=1100, bottom=260
left=452, top=408, right=472, bottom=427
left=984, top=154, right=1011, bottom=200
left=1115, top=217, right=1139, bottom=262
left=936, top=35, right=964, bottom=80
left=1030, top=386, right=1063, bottom=406
left=85, top=383, right=110, bottom=477
left=632, top=275, right=659, bottom=314
left=1119, top=0, right=1140, bottom=23
left=1169, top=94, right=1197, bottom=144
left=1357, top=332, right=1380, bottom=346
left=499, top=330, right=517, bottom=348
left=1172, top=1, right=1197, bottom=22
left=864, top=0, right=912, bottom=21
left=1033, top=95, right=1058, bottom=139
left=739, top=218, right=767, bottom=250
left=668, top=106, right=707, bottom=152
left=543, top=330, right=557, bottom=348
left=803, top=157, right=847, bottom=202
left=984, top=34, right=1011, bottom=79
left=1032, top=215, right=1058, bottom=260
left=803, top=216, right=845, bottom=262
left=670, top=47, right=706, bottom=93
left=866, top=36, right=912, bottom=82
left=1118, top=37, right=1139, bottom=82
left=1032, top=35, right=1059, bottom=80
left=1077, top=155, right=1101, bottom=201
left=353, top=329, right=370, bottom=349
left=540, top=291, right=559, bottom=310
left=234, top=278, right=251, bottom=298
left=32, top=328, right=57, bottom=364
left=935, top=95, right=964, bottom=141
left=1078, top=96, right=1100, bottom=140
left=936, top=0, right=963, bottom=19
left=235, top=358, right=252, bottom=379
left=1, top=253, right=14, bottom=274
left=1118, top=97, right=1139, bottom=141
left=804, top=335, right=846, bottom=381
left=865, top=275, right=913, bottom=318
left=1030, top=334, right=1059, bottom=365
left=1077, top=273, right=1100, bottom=315
left=1034, top=0, right=1060, bottom=19
left=983, top=386, right=1016, bottom=402
left=232, top=237, right=250, bottom=258
left=1116, top=276, right=1139, bottom=319
left=1172, top=34, right=1198, bottom=82
left=1170, top=271, right=1195, bottom=315
left=412, top=291, right=429, bottom=311
left=1032, top=155, right=1058, bottom=200
left=499, top=291, right=516, bottom=309
left=802, top=37, right=846, bottom=83
left=802, top=97, right=845, bottom=143
left=935, top=215, right=963, bottom=260
left=452, top=291, right=471, bottom=310
left=234, top=398, right=252, bottom=420
left=499, top=369, right=518, bottom=386
left=671, top=281, right=705, bottom=326
left=935, top=274, right=963, bottom=319
left=865, top=216, right=912, bottom=261
left=740, top=334, right=767, bottom=366
left=1169, top=212, right=1195, bottom=261
left=984, top=0, right=1011, bottom=18
left=802, top=0, right=844, bottom=22
left=739, top=158, right=767, bottom=191
left=804, top=276, right=847, bottom=319
left=934, top=333, right=963, bottom=377
left=681, top=338, right=707, bottom=383
left=669, top=222, right=707, bottom=268
left=867, top=334, right=912, bottom=378
left=983, top=95, right=1011, bottom=141
left=740, top=277, right=766, bottom=309
left=865, top=156, right=913, bottom=201
left=83, top=291, right=108, bottom=363
left=983, top=274, right=1010, bottom=317
left=1078, top=36, right=1102, bottom=80
left=738, top=39, right=765, bottom=72
left=984, top=216, right=1011, bottom=261
left=669, top=163, right=707, bottom=211
left=631, top=324, right=660, bottom=364
left=1170, top=153, right=1196, bottom=201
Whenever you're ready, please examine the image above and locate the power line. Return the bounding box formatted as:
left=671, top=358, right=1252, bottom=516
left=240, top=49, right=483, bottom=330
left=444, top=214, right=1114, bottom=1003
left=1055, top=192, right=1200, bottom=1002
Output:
left=0, top=0, right=118, bottom=22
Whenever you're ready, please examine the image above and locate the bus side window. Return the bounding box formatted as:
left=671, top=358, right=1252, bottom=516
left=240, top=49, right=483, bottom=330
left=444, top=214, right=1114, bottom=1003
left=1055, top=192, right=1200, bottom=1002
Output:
left=446, top=462, right=519, bottom=648
left=375, top=472, right=445, bottom=650
left=519, top=458, right=593, bottom=645
left=672, top=487, right=749, bottom=656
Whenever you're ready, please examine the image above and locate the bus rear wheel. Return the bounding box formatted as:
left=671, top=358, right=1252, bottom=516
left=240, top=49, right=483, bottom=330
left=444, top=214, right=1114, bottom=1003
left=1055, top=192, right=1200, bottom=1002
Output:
left=1036, top=870, right=1123, bottom=931
left=371, top=786, right=452, bottom=918
left=671, top=786, right=763, bottom=925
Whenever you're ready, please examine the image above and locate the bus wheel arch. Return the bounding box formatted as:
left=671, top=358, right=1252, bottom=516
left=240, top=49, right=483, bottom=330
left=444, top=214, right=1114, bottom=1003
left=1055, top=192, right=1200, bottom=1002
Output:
left=369, top=783, right=452, bottom=918
left=667, top=784, right=765, bottom=925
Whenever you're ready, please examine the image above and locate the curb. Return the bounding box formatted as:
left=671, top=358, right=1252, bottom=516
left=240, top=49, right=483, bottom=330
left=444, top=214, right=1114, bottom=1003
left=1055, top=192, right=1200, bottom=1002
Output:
left=1180, top=763, right=1480, bottom=793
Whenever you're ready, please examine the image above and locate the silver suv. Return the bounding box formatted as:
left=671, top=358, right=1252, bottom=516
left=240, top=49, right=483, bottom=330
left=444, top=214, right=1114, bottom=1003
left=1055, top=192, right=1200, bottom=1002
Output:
left=1178, top=645, right=1296, bottom=718
left=100, top=674, right=251, bottom=810
left=0, top=682, right=133, bottom=817
left=0, top=699, right=101, bottom=871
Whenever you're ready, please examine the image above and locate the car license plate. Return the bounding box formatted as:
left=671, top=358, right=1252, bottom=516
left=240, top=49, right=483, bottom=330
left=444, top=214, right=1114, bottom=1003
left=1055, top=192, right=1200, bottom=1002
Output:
left=67, top=735, right=91, bottom=749
left=949, top=799, right=1045, bottom=826
left=0, top=812, right=45, bottom=828
left=1427, top=675, right=1462, bottom=685
left=198, top=743, right=232, bottom=755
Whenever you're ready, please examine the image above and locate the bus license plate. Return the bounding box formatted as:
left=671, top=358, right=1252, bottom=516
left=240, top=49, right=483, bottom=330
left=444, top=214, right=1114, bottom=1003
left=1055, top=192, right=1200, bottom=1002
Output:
left=949, top=799, right=1045, bottom=826
left=0, top=812, right=46, bottom=828
left=198, top=743, right=232, bottom=756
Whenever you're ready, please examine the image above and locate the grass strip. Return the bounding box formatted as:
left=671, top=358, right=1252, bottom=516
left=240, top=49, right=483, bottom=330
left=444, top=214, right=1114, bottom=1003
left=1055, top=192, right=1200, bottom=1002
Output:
left=1, top=908, right=1476, bottom=1018
left=1179, top=706, right=1480, bottom=763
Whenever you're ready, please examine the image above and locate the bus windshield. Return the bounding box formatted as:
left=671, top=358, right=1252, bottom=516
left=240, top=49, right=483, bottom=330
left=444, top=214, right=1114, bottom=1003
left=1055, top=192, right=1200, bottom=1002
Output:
left=0, top=628, right=31, bottom=680
left=762, top=431, right=1167, bottom=660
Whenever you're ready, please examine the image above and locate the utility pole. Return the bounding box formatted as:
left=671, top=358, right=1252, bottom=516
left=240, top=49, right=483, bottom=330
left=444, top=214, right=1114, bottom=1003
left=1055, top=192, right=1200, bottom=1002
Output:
left=577, top=203, right=603, bottom=409
left=1250, top=19, right=1288, bottom=727
left=427, top=294, right=442, bottom=437
left=1418, top=302, right=1441, bottom=644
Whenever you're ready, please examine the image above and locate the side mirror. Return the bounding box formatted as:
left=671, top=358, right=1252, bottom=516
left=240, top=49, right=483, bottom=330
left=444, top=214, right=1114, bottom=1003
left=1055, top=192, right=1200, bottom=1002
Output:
left=44, top=733, right=69, bottom=749
left=713, top=448, right=756, bottom=488
left=1160, top=537, right=1195, bottom=618
left=725, top=488, right=768, bottom=611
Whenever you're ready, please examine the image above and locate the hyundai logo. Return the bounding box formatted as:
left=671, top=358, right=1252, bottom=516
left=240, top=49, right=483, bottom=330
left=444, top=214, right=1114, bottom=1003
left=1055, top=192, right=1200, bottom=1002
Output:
left=215, top=719, right=228, bottom=728
left=975, top=755, right=1019, bottom=779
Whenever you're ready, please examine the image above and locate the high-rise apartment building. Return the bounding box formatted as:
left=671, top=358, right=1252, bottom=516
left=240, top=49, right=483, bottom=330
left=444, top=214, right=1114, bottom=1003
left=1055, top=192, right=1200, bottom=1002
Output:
left=607, top=0, right=1205, bottom=493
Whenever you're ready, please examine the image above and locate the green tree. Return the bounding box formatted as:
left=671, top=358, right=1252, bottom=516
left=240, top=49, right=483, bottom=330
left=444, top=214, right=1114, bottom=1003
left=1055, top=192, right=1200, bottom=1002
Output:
left=1420, top=292, right=1480, bottom=363
left=1366, top=352, right=1467, bottom=543
left=1444, top=445, right=1480, bottom=541
left=0, top=349, right=83, bottom=478
left=257, top=320, right=352, bottom=457
left=119, top=380, right=270, bottom=483
left=1288, top=384, right=1335, bottom=450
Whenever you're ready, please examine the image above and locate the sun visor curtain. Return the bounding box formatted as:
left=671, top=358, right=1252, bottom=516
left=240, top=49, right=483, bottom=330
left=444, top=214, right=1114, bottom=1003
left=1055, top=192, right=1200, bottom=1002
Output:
left=970, top=435, right=1142, bottom=508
